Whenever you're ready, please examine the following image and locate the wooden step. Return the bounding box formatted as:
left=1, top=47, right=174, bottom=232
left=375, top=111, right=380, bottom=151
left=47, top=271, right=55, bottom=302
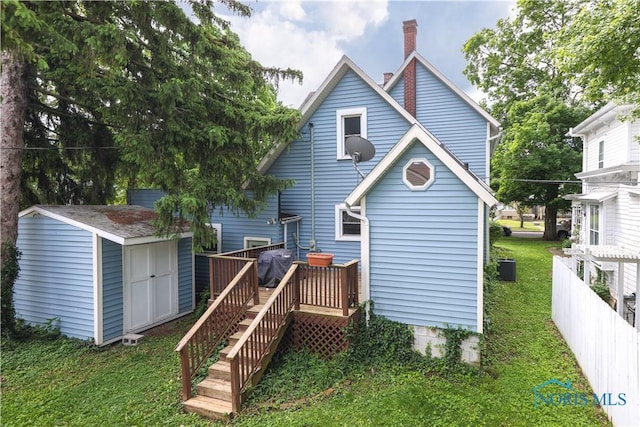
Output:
left=208, top=360, right=230, bottom=380
left=196, top=378, right=232, bottom=401
left=183, top=395, right=232, bottom=420
left=218, top=341, right=265, bottom=362
left=245, top=304, right=263, bottom=319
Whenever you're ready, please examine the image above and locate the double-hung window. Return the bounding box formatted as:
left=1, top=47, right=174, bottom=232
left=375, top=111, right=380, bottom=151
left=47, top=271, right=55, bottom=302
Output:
left=589, top=204, right=599, bottom=245
left=335, top=204, right=361, bottom=241
left=336, top=107, right=367, bottom=160
left=598, top=140, right=604, bottom=169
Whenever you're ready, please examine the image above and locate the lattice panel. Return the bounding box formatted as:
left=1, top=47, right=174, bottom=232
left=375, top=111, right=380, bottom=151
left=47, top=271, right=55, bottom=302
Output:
left=281, top=311, right=359, bottom=359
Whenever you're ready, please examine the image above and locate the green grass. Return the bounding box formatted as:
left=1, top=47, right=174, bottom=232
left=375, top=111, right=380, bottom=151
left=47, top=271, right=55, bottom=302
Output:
left=496, top=218, right=543, bottom=231
left=1, top=239, right=610, bottom=426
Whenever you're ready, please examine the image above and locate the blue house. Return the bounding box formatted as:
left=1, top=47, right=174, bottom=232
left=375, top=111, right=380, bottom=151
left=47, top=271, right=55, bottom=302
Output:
left=131, top=20, right=500, bottom=360
left=14, top=205, right=194, bottom=345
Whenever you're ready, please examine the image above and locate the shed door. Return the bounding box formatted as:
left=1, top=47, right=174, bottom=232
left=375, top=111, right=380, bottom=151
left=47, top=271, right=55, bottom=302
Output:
left=124, top=242, right=178, bottom=332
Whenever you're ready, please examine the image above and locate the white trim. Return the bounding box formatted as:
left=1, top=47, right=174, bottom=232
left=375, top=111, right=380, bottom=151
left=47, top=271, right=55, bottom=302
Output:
left=335, top=204, right=362, bottom=241
left=336, top=107, right=368, bottom=160
left=402, top=157, right=434, bottom=190
left=243, top=236, right=272, bottom=249
left=384, top=51, right=500, bottom=128
left=476, top=199, right=484, bottom=334
left=345, top=124, right=498, bottom=207
left=359, top=198, right=370, bottom=304
left=93, top=233, right=103, bottom=345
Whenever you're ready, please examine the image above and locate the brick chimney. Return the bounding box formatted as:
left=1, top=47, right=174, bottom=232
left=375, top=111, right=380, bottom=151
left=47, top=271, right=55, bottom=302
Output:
left=403, top=20, right=417, bottom=117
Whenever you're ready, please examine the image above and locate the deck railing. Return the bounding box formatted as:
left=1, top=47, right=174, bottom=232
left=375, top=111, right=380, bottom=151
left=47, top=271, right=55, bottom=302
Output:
left=227, top=264, right=300, bottom=413
left=175, top=260, right=259, bottom=400
left=297, top=259, right=359, bottom=316
left=208, top=243, right=285, bottom=296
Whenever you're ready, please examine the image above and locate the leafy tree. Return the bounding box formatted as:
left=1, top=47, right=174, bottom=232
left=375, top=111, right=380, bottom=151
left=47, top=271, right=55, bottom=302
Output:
left=555, top=0, right=640, bottom=115
left=463, top=0, right=589, bottom=239
left=0, top=0, right=301, bottom=334
left=492, top=95, right=587, bottom=239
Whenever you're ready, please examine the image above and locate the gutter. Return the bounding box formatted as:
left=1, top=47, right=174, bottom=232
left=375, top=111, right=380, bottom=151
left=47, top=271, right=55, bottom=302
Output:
left=345, top=202, right=370, bottom=321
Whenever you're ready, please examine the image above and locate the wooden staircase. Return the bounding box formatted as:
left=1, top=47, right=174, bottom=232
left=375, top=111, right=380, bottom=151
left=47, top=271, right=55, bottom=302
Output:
left=182, top=303, right=293, bottom=420
left=175, top=246, right=360, bottom=421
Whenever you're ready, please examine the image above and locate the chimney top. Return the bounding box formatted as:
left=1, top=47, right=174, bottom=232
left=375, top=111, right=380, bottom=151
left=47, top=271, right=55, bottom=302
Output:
left=403, top=20, right=418, bottom=59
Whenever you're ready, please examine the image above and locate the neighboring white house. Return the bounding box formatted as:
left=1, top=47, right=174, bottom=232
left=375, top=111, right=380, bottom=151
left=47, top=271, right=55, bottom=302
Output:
left=565, top=103, right=640, bottom=325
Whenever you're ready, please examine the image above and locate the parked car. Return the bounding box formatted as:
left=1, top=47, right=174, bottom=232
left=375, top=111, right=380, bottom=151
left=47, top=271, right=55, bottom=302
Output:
left=557, top=219, right=571, bottom=239
left=502, top=226, right=512, bottom=237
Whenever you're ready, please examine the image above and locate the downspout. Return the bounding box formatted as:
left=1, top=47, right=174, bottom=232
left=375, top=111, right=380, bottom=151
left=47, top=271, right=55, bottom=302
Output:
left=345, top=201, right=370, bottom=321
left=310, top=123, right=317, bottom=251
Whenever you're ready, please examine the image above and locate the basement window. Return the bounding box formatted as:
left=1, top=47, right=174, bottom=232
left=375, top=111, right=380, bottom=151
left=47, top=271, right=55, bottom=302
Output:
left=403, top=158, right=434, bottom=190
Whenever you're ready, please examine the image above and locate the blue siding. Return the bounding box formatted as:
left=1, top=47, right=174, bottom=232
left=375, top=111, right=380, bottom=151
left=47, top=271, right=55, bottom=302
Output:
left=101, top=238, right=123, bottom=342
left=366, top=142, right=480, bottom=331
left=268, top=70, right=411, bottom=263
left=127, top=189, right=166, bottom=209
left=178, top=238, right=194, bottom=313
left=15, top=216, right=95, bottom=340
left=388, top=63, right=489, bottom=181
left=414, top=63, right=488, bottom=181
left=213, top=193, right=281, bottom=253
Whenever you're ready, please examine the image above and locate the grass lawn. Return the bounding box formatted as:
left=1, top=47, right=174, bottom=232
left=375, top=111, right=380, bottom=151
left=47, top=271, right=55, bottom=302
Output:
left=1, top=238, right=610, bottom=426
left=496, top=218, right=544, bottom=232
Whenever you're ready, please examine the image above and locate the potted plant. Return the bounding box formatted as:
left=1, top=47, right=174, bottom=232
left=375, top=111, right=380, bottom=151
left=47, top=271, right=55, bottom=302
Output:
left=306, top=252, right=334, bottom=267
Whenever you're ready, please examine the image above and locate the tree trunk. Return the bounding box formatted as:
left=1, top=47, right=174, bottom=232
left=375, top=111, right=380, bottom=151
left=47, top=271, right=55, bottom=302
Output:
left=1, top=50, right=27, bottom=250
left=1, top=51, right=28, bottom=334
left=543, top=205, right=558, bottom=241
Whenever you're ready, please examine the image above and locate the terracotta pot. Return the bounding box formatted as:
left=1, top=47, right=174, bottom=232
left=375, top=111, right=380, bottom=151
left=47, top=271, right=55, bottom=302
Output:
left=306, top=253, right=334, bottom=267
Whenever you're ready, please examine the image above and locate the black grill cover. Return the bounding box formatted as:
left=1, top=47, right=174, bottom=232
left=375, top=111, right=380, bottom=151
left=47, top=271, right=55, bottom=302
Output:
left=258, top=249, right=293, bottom=288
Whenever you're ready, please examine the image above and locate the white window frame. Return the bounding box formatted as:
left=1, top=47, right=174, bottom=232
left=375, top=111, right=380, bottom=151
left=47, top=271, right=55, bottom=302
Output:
left=588, top=204, right=600, bottom=245
left=598, top=140, right=604, bottom=169
left=335, top=204, right=361, bottom=241
left=336, top=107, right=367, bottom=160
left=402, top=158, right=435, bottom=191
left=203, top=223, right=222, bottom=253
left=243, top=236, right=272, bottom=249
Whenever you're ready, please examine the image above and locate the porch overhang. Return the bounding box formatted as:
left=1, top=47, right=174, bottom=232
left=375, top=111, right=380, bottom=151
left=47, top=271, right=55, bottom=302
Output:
left=563, top=191, right=617, bottom=203
left=564, top=244, right=640, bottom=330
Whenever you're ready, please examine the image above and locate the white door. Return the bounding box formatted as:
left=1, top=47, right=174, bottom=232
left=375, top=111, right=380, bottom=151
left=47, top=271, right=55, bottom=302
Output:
left=124, top=242, right=177, bottom=332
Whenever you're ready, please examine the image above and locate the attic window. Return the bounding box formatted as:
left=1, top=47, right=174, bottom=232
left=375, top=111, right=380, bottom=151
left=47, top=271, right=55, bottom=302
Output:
left=403, top=158, right=434, bottom=190
left=336, top=107, right=367, bottom=160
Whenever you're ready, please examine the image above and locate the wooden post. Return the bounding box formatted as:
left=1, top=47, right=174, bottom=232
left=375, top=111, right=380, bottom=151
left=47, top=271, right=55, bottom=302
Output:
left=209, top=257, right=215, bottom=299
left=229, top=357, right=241, bottom=413
left=179, top=349, right=192, bottom=400
left=252, top=260, right=260, bottom=305
left=341, top=267, right=348, bottom=317
left=294, top=265, right=300, bottom=311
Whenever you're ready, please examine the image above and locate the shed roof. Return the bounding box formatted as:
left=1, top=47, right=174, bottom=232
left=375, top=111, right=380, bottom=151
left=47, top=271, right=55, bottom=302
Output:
left=19, top=205, right=192, bottom=245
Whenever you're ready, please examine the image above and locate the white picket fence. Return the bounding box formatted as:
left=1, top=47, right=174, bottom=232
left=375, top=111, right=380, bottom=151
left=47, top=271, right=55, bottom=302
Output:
left=552, top=256, right=640, bottom=426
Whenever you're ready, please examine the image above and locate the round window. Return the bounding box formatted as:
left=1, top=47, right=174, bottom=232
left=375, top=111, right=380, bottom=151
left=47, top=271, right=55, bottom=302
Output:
left=403, top=158, right=434, bottom=190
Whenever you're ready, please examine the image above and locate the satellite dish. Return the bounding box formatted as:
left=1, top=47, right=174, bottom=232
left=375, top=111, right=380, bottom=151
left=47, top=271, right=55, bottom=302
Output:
left=346, top=136, right=376, bottom=163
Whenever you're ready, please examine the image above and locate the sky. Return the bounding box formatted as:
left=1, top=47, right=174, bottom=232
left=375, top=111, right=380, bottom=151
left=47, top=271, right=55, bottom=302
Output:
left=218, top=0, right=517, bottom=108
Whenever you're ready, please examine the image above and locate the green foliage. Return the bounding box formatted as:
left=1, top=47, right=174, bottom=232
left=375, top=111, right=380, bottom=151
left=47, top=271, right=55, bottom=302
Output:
left=488, top=221, right=503, bottom=247
left=341, top=303, right=422, bottom=368
left=440, top=327, right=474, bottom=371
left=555, top=0, right=640, bottom=114
left=1, top=242, right=21, bottom=337
left=2, top=0, right=302, bottom=250
left=590, top=283, right=611, bottom=303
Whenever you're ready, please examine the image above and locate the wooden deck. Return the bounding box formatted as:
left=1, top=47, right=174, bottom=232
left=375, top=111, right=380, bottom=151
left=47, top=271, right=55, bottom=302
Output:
left=176, top=244, right=361, bottom=420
